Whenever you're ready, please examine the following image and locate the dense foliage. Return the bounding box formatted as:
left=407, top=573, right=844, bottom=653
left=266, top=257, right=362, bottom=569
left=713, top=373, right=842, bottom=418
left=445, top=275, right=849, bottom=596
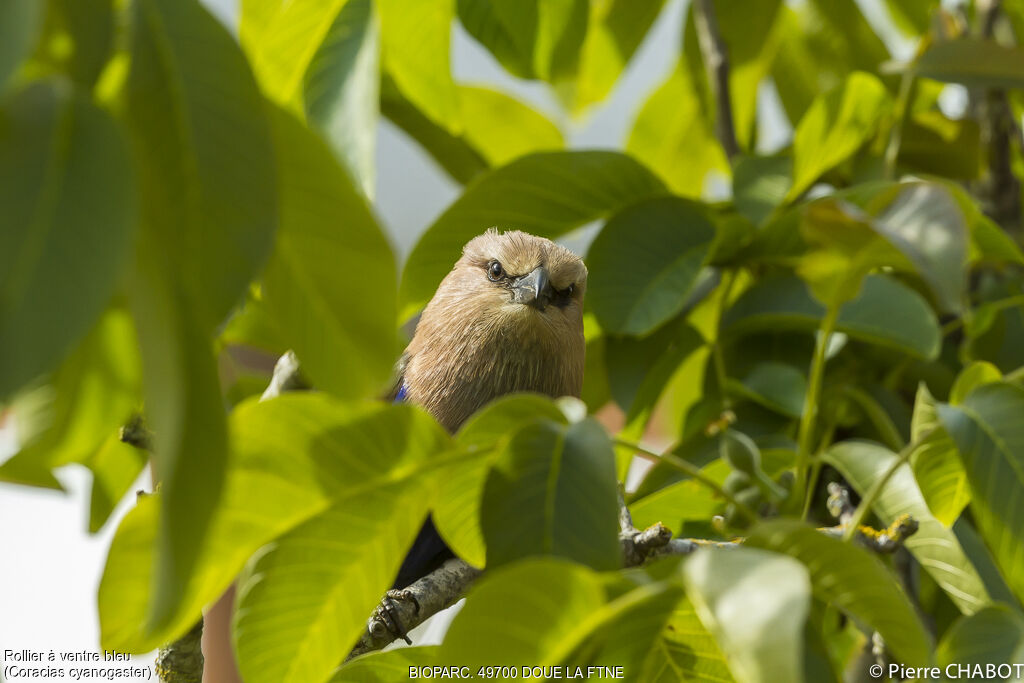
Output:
left=2, top=0, right=1024, bottom=680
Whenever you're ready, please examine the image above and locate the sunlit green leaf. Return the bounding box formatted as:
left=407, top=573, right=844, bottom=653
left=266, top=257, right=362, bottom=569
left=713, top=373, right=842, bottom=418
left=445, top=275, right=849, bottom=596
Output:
left=262, top=107, right=397, bottom=400
left=683, top=546, right=810, bottom=683
left=400, top=151, right=664, bottom=320
left=379, top=0, right=460, bottom=132
left=435, top=393, right=568, bottom=568
left=0, top=82, right=136, bottom=398
left=234, top=480, right=431, bottom=683
left=240, top=0, right=379, bottom=194
left=788, top=71, right=891, bottom=200
left=627, top=62, right=728, bottom=197
left=457, top=0, right=588, bottom=83
left=825, top=441, right=1001, bottom=614
left=939, top=383, right=1024, bottom=604
left=124, top=0, right=279, bottom=629
left=909, top=384, right=969, bottom=527
left=99, top=395, right=450, bottom=653
left=482, top=418, right=619, bottom=570
left=87, top=434, right=147, bottom=533
left=588, top=197, right=717, bottom=336
left=639, top=596, right=735, bottom=682
left=747, top=519, right=933, bottom=667
left=571, top=0, right=664, bottom=112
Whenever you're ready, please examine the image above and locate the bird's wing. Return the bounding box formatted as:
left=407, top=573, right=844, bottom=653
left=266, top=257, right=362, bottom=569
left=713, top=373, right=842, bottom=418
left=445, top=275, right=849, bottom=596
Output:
left=384, top=351, right=410, bottom=402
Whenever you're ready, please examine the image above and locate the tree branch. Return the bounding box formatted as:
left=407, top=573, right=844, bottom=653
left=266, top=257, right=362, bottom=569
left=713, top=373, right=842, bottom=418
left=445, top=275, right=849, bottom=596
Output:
left=972, top=0, right=1022, bottom=236
left=693, top=0, right=741, bottom=160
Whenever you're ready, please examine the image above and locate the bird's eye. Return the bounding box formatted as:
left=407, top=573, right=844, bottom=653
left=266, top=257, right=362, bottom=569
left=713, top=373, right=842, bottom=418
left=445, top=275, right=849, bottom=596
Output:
left=567, top=284, right=575, bottom=295
left=487, top=260, right=505, bottom=281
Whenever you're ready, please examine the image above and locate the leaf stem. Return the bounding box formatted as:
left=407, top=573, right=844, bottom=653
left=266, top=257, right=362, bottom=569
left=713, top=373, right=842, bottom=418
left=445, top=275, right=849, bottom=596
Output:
left=801, top=422, right=836, bottom=520
left=884, top=70, right=915, bottom=180
left=841, top=433, right=929, bottom=542
left=613, top=438, right=758, bottom=523
left=794, top=304, right=840, bottom=513
left=711, top=269, right=738, bottom=409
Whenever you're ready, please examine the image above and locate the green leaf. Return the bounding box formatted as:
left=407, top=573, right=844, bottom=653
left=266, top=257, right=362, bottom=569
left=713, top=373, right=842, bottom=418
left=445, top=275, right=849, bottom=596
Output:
left=587, top=197, right=717, bottom=336
left=124, top=0, right=279, bottom=628
left=949, top=361, right=1002, bottom=405
left=457, top=0, right=588, bottom=83
left=0, top=0, right=42, bottom=89
left=400, top=151, right=664, bottom=320
left=861, top=182, right=968, bottom=313
left=380, top=75, right=486, bottom=184
left=240, top=0, right=379, bottom=195
left=332, top=647, right=439, bottom=682
left=627, top=62, right=728, bottom=197
left=723, top=274, right=941, bottom=360
left=439, top=557, right=681, bottom=668
left=303, top=0, right=379, bottom=196
left=939, top=383, right=1024, bottom=605
left=630, top=460, right=730, bottom=531
left=0, top=308, right=141, bottom=494
left=732, top=362, right=807, bottom=419
left=234, top=480, right=431, bottom=683
left=683, top=546, right=810, bottom=683
left=881, top=0, right=932, bottom=36
left=128, top=256, right=229, bottom=631
left=87, top=434, right=147, bottom=533
left=824, top=440, right=1000, bottom=615
left=788, top=71, right=891, bottom=200
left=639, top=597, right=735, bottom=682
left=0, top=82, right=136, bottom=398
left=99, top=395, right=450, bottom=653
left=732, top=155, right=793, bottom=226
left=910, top=37, right=1024, bottom=90
left=434, top=393, right=568, bottom=568
left=35, top=0, right=115, bottom=88
left=571, top=0, right=665, bottom=112
left=262, top=107, right=397, bottom=400
left=604, top=320, right=705, bottom=432
left=457, top=85, right=564, bottom=166
left=126, top=0, right=278, bottom=334
left=747, top=519, right=933, bottom=667
left=386, top=82, right=565, bottom=187
left=482, top=418, right=620, bottom=570
left=379, top=0, right=460, bottom=132
left=937, top=605, right=1024, bottom=668
left=909, top=383, right=969, bottom=526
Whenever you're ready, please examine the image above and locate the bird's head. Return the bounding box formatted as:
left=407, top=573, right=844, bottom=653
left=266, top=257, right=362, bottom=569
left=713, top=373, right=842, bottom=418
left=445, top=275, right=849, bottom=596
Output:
left=464, top=228, right=586, bottom=311
left=426, top=229, right=587, bottom=335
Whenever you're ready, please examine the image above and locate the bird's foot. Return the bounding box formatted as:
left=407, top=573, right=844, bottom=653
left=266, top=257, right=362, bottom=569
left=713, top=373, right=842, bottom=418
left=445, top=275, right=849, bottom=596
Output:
left=371, top=589, right=420, bottom=645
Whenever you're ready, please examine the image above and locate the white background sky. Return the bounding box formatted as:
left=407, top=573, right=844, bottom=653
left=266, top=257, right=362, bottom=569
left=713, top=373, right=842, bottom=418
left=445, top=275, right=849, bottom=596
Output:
left=0, top=0, right=919, bottom=678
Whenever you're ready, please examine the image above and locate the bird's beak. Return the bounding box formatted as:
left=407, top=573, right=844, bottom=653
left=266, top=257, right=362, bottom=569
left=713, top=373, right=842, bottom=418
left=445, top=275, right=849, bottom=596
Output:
left=513, top=266, right=552, bottom=310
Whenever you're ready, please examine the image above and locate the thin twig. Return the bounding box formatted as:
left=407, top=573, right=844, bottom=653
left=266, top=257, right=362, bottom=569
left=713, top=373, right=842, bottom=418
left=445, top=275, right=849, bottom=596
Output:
left=692, top=0, right=741, bottom=160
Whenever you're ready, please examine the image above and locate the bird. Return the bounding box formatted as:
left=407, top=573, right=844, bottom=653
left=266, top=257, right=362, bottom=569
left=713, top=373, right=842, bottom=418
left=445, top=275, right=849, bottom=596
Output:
left=382, top=228, right=587, bottom=635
